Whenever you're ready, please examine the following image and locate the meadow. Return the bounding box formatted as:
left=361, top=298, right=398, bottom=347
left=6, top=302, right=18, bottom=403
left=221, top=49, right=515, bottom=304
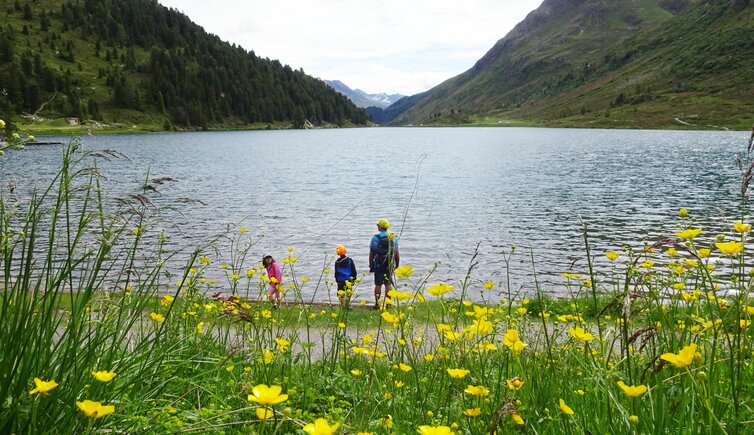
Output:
left=2, top=132, right=754, bottom=434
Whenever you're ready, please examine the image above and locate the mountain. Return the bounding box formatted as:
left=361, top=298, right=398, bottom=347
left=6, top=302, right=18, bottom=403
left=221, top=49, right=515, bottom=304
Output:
left=388, top=0, right=754, bottom=129
left=0, top=0, right=368, bottom=131
left=325, top=80, right=404, bottom=109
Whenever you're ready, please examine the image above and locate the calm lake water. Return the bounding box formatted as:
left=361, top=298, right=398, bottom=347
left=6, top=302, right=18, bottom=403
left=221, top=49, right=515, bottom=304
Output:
left=0, top=127, right=749, bottom=301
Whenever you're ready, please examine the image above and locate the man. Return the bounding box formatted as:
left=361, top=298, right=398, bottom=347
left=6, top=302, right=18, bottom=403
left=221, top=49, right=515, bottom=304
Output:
left=369, top=218, right=399, bottom=309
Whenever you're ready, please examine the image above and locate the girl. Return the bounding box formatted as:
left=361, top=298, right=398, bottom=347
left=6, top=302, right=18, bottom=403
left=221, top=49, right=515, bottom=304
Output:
left=263, top=254, right=282, bottom=307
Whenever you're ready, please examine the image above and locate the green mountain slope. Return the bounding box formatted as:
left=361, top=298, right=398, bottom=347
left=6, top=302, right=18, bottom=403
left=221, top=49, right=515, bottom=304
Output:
left=394, top=0, right=754, bottom=129
left=0, top=0, right=368, bottom=132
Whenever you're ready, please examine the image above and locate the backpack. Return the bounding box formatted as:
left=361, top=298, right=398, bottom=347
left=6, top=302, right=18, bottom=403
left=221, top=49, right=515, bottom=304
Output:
left=335, top=257, right=354, bottom=283
left=373, top=234, right=395, bottom=269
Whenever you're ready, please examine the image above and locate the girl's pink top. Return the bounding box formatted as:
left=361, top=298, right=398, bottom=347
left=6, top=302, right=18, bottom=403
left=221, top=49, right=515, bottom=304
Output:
left=266, top=262, right=282, bottom=285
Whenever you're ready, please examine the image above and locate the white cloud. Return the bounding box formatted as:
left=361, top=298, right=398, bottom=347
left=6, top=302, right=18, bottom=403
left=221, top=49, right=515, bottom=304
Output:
left=159, top=0, right=543, bottom=95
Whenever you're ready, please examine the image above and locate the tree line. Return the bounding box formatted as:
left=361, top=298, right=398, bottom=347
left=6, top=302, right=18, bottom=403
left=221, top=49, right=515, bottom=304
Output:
left=0, top=0, right=368, bottom=128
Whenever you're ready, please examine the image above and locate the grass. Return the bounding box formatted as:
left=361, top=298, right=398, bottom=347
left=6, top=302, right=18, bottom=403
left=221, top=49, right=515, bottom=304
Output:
left=3, top=138, right=754, bottom=434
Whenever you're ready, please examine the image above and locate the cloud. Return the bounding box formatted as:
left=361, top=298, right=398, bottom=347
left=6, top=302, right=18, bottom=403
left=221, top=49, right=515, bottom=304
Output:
left=159, top=0, right=542, bottom=95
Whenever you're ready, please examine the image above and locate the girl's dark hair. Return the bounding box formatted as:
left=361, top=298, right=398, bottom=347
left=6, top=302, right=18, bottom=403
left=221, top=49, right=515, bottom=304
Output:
left=263, top=255, right=275, bottom=264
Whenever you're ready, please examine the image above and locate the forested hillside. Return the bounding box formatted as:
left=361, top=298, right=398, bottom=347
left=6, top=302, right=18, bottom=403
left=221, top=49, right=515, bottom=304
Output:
left=0, top=0, right=368, bottom=130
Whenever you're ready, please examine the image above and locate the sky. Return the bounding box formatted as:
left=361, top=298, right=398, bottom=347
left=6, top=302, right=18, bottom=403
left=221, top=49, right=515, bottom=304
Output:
left=158, top=0, right=543, bottom=96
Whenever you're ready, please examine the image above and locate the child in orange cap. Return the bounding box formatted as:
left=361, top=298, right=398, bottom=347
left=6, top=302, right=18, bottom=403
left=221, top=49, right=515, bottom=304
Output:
left=334, top=244, right=357, bottom=306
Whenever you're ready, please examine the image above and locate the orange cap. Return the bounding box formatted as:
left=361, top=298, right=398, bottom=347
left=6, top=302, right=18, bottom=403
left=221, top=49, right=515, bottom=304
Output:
left=336, top=244, right=347, bottom=256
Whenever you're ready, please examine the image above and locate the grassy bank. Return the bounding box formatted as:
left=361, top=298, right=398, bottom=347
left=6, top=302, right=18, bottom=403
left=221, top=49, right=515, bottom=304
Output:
left=3, top=140, right=754, bottom=434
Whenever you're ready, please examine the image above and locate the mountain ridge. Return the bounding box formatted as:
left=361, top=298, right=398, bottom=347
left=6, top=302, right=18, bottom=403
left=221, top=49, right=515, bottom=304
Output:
left=385, top=0, right=754, bottom=129
left=324, top=80, right=404, bottom=109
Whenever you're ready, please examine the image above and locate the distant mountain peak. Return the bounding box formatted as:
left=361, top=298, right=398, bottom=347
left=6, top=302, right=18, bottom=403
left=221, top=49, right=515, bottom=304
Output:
left=324, top=80, right=405, bottom=109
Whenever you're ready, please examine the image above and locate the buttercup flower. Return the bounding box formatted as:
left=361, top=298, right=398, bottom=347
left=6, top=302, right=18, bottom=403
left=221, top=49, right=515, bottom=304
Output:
left=569, top=327, right=595, bottom=342
left=734, top=221, right=752, bottom=233
left=427, top=282, right=454, bottom=297
left=417, top=425, right=454, bottom=435
left=247, top=384, right=288, bottom=406
left=303, top=418, right=340, bottom=434
left=150, top=312, right=165, bottom=323
left=464, top=384, right=490, bottom=396
left=675, top=228, right=702, bottom=240
left=507, top=377, right=525, bottom=391
left=395, top=265, right=413, bottom=278
left=464, top=407, right=481, bottom=417
left=660, top=343, right=700, bottom=368
left=447, top=368, right=470, bottom=379
left=76, top=400, right=115, bottom=418
left=716, top=241, right=743, bottom=256
left=91, top=371, right=117, bottom=382
left=511, top=413, right=525, bottom=425
left=616, top=381, right=647, bottom=397
left=29, top=378, right=58, bottom=395
left=606, top=251, right=620, bottom=261
left=559, top=399, right=574, bottom=415
left=503, top=330, right=527, bottom=353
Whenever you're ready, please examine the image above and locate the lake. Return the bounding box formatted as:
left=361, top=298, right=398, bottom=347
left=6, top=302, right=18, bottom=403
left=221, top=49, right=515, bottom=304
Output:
left=0, top=127, right=749, bottom=302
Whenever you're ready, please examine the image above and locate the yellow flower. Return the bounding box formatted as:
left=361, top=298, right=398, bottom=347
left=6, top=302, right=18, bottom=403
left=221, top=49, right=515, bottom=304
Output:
left=517, top=307, right=528, bottom=315
left=395, top=265, right=414, bottom=278
left=746, top=306, right=754, bottom=315
left=606, top=251, right=620, bottom=261
left=511, top=413, right=525, bottom=425
left=446, top=368, right=470, bottom=379
left=464, top=384, right=490, bottom=396
left=616, top=381, right=647, bottom=397
left=381, top=311, right=399, bottom=324
left=91, top=371, right=117, bottom=383
left=503, top=329, right=527, bottom=354
left=506, top=377, right=525, bottom=391
left=716, top=241, right=743, bottom=256
left=679, top=208, right=688, bottom=217
left=399, top=363, right=412, bottom=373
left=559, top=399, right=574, bottom=415
left=741, top=319, right=751, bottom=329
left=197, top=321, right=205, bottom=334
left=417, top=425, right=454, bottom=435
left=484, top=281, right=495, bottom=290
left=698, top=248, right=711, bottom=258
left=641, top=260, right=655, bottom=269
left=387, top=289, right=412, bottom=301
left=256, top=407, right=274, bottom=420
left=303, top=418, right=340, bottom=434
left=675, top=228, right=702, bottom=240
left=562, top=272, right=582, bottom=279
left=150, top=312, right=165, bottom=323
left=76, top=400, right=115, bottom=418
left=29, top=378, right=58, bottom=395
left=427, top=282, right=454, bottom=297
left=160, top=295, right=175, bottom=306
left=569, top=327, right=594, bottom=342
left=666, top=248, right=678, bottom=257
left=382, top=414, right=393, bottom=428
left=275, top=338, right=290, bottom=352
left=263, top=350, right=274, bottom=364
left=351, top=369, right=361, bottom=376
left=247, top=384, right=288, bottom=406
left=660, top=343, right=699, bottom=368
left=629, top=415, right=639, bottom=425
left=734, top=221, right=752, bottom=233
left=464, top=407, right=481, bottom=417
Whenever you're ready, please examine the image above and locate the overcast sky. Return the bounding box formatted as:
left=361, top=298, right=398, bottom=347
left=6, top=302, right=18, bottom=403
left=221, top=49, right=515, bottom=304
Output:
left=158, top=0, right=543, bottom=96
